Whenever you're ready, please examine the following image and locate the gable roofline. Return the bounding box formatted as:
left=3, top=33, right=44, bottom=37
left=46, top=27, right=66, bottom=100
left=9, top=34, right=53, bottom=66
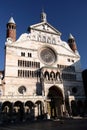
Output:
left=28, top=21, right=61, bottom=36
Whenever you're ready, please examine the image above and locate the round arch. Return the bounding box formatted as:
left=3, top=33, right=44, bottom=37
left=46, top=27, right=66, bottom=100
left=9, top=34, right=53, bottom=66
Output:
left=2, top=101, right=12, bottom=113
left=47, top=86, right=63, bottom=118
left=35, top=100, right=44, bottom=119
left=25, top=101, right=35, bottom=120
left=25, top=101, right=34, bottom=108
left=13, top=101, right=24, bottom=121
left=14, top=101, right=23, bottom=109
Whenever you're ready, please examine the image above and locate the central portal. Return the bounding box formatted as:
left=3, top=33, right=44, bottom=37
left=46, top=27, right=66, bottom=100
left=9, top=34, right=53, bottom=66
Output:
left=47, top=86, right=63, bottom=118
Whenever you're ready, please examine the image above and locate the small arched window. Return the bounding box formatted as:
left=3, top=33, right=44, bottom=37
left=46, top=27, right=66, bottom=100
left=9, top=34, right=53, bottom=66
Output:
left=50, top=71, right=55, bottom=80
left=44, top=71, right=49, bottom=80
left=56, top=72, right=60, bottom=81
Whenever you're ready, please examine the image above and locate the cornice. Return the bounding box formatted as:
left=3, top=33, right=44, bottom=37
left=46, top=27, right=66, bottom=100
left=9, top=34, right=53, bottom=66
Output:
left=5, top=44, right=37, bottom=51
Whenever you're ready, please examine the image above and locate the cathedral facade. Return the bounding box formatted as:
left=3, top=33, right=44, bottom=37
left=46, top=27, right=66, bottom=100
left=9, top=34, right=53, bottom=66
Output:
left=0, top=12, right=86, bottom=121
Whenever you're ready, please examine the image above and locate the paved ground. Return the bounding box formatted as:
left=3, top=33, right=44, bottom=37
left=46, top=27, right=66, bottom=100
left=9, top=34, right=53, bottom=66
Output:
left=0, top=118, right=87, bottom=130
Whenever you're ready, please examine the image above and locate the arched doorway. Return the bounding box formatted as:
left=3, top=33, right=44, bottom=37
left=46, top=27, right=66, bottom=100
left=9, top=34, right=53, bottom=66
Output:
left=14, top=101, right=24, bottom=121
left=71, top=100, right=77, bottom=116
left=2, top=101, right=12, bottom=122
left=25, top=101, right=35, bottom=120
left=47, top=86, right=63, bottom=118
left=2, top=101, right=12, bottom=113
left=35, top=101, right=44, bottom=119
left=77, top=100, right=83, bottom=116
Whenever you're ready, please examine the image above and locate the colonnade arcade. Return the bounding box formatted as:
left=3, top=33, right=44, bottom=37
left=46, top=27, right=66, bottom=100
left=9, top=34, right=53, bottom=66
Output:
left=42, top=69, right=62, bottom=82
left=0, top=100, right=44, bottom=121
left=0, top=86, right=64, bottom=121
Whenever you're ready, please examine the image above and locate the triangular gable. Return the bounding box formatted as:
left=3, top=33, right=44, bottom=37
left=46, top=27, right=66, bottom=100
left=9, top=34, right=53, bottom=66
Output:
left=28, top=22, right=61, bottom=36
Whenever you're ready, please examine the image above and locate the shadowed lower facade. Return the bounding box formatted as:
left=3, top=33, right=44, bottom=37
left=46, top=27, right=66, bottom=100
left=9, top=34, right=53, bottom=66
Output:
left=0, top=11, right=86, bottom=122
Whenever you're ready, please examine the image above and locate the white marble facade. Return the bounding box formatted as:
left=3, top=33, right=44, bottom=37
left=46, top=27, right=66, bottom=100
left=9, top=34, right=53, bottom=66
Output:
left=0, top=12, right=85, bottom=118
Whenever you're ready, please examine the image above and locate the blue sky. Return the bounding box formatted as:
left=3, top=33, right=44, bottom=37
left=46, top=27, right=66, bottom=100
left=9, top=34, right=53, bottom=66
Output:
left=0, top=0, right=87, bottom=70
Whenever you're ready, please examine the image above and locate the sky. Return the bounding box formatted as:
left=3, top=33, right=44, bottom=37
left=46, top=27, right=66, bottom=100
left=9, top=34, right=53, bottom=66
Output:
left=0, top=0, right=87, bottom=70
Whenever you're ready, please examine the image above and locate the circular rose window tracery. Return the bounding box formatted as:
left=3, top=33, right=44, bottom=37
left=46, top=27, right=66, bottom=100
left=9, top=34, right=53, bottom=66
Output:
left=39, top=47, right=57, bottom=65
